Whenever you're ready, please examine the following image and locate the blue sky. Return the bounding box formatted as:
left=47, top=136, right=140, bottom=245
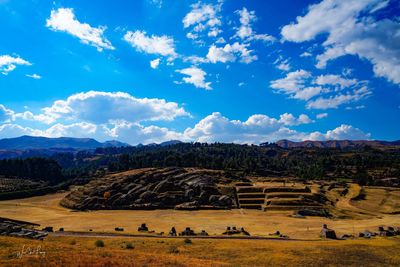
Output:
left=0, top=0, right=399, bottom=145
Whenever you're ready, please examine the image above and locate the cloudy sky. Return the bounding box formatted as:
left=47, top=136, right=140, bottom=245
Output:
left=0, top=0, right=399, bottom=145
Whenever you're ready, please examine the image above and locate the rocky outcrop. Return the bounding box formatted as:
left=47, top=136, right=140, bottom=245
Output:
left=0, top=218, right=47, bottom=240
left=61, top=168, right=236, bottom=210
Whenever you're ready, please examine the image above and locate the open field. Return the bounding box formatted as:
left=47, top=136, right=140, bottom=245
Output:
left=0, top=192, right=399, bottom=239
left=1, top=235, right=400, bottom=266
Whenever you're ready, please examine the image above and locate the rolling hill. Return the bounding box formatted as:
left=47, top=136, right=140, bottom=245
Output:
left=0, top=136, right=129, bottom=150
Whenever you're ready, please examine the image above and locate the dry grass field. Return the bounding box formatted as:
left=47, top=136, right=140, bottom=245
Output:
left=1, top=235, right=400, bottom=266
left=352, top=186, right=400, bottom=214
left=1, top=184, right=400, bottom=266
left=0, top=190, right=399, bottom=239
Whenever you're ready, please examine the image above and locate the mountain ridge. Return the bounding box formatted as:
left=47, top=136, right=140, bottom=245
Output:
left=0, top=135, right=130, bottom=150
left=272, top=139, right=400, bottom=149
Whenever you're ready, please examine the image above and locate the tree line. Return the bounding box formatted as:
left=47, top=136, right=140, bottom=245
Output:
left=1, top=143, right=400, bottom=187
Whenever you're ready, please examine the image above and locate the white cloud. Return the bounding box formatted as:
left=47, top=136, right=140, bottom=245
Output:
left=279, top=113, right=313, bottom=126
left=0, top=124, right=43, bottom=138
left=293, top=87, right=322, bottom=101
left=0, top=104, right=15, bottom=123
left=46, top=8, right=114, bottom=51
left=26, top=74, right=41, bottom=79
left=176, top=66, right=212, bottom=90
left=0, top=110, right=371, bottom=144
left=150, top=58, right=160, bottom=69
left=216, top=37, right=226, bottom=44
left=40, top=91, right=189, bottom=124
left=0, top=55, right=31, bottom=75
left=316, top=113, right=328, bottom=119
left=184, top=112, right=283, bottom=143
left=124, top=30, right=177, bottom=59
left=183, top=112, right=367, bottom=143
left=13, top=111, right=55, bottom=124
left=238, top=82, right=245, bottom=87
left=183, top=55, right=209, bottom=65
left=105, top=121, right=185, bottom=145
left=308, top=124, right=370, bottom=140
left=277, top=62, right=291, bottom=71
left=0, top=120, right=186, bottom=146
left=234, top=7, right=275, bottom=43
left=274, top=56, right=291, bottom=72
left=183, top=2, right=222, bottom=39
left=306, top=86, right=371, bottom=109
left=271, top=69, right=371, bottom=109
left=206, top=42, right=257, bottom=64
left=270, top=69, right=311, bottom=93
left=345, top=105, right=366, bottom=110
left=314, top=74, right=358, bottom=89
left=44, top=122, right=101, bottom=138
left=300, top=51, right=312, bottom=57
left=281, top=0, right=400, bottom=85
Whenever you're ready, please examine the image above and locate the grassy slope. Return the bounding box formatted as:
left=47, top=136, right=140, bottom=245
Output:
left=1, top=236, right=400, bottom=266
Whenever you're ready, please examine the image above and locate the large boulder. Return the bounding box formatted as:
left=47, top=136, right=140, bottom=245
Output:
left=217, top=195, right=232, bottom=207
left=153, top=180, right=177, bottom=193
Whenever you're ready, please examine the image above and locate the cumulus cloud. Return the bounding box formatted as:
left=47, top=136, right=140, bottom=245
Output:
left=0, top=109, right=370, bottom=144
left=308, top=124, right=370, bottom=140
left=281, top=0, right=400, bottom=85
left=176, top=66, right=211, bottom=90
left=184, top=112, right=283, bottom=143
left=105, top=121, right=185, bottom=145
left=44, top=122, right=101, bottom=138
left=0, top=55, right=31, bottom=75
left=206, top=42, right=257, bottom=64
left=40, top=91, right=189, bottom=124
left=46, top=8, right=114, bottom=51
left=279, top=113, right=313, bottom=126
left=150, top=58, right=160, bottom=69
left=270, top=69, right=371, bottom=109
left=234, top=7, right=275, bottom=43
left=0, top=124, right=43, bottom=138
left=124, top=30, right=177, bottom=59
left=183, top=112, right=368, bottom=144
left=183, top=2, right=222, bottom=40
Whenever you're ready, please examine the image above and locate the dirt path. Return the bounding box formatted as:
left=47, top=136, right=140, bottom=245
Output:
left=50, top=230, right=315, bottom=241
left=335, top=184, right=377, bottom=217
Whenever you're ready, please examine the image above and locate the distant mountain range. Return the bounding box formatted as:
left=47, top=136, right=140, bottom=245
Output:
left=1, top=136, right=400, bottom=159
left=273, top=139, right=400, bottom=149
left=0, top=136, right=130, bottom=150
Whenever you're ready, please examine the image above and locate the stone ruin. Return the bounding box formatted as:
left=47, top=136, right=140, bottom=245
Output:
left=222, top=226, right=250, bottom=236
left=61, top=168, right=235, bottom=211
left=0, top=217, right=47, bottom=240
left=138, top=223, right=149, bottom=232
left=320, top=224, right=337, bottom=239
left=179, top=227, right=196, bottom=236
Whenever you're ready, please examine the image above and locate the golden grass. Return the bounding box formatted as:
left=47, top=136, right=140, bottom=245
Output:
left=352, top=187, right=400, bottom=214
left=1, top=192, right=400, bottom=239
left=1, top=235, right=400, bottom=266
